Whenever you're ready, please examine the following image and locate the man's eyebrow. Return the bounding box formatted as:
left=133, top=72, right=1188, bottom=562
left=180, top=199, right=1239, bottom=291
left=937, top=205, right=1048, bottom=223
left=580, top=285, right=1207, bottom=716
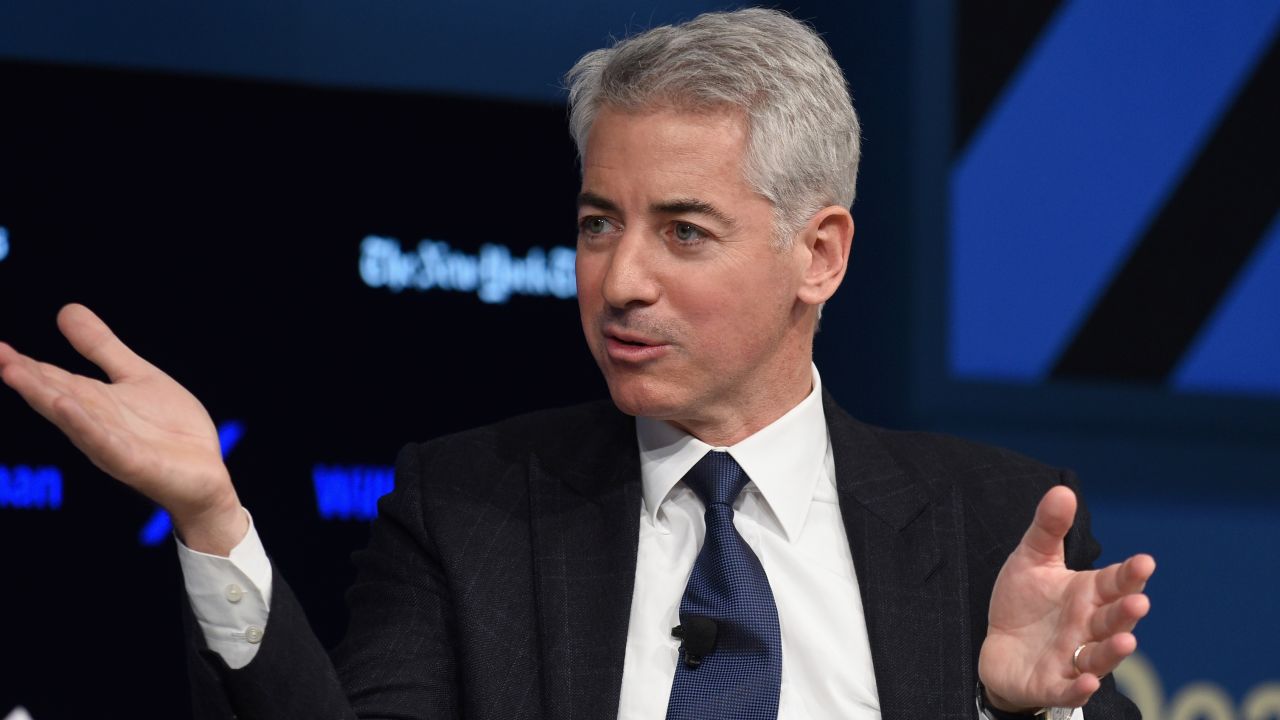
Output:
left=651, top=197, right=736, bottom=228
left=578, top=192, right=737, bottom=229
left=577, top=191, right=620, bottom=213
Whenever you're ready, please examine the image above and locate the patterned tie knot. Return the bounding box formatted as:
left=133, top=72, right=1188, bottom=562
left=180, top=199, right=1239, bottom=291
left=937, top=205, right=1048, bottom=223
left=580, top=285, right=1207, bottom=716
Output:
left=683, top=451, right=750, bottom=508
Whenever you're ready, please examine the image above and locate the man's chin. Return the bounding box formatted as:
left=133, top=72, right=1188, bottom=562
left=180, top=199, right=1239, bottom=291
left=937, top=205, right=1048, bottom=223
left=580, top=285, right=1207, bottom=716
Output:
left=603, top=376, right=684, bottom=420
left=606, top=389, right=662, bottom=419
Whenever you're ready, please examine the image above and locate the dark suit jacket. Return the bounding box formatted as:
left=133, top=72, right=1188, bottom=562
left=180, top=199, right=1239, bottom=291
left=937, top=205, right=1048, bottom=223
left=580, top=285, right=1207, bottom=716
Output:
left=187, top=394, right=1139, bottom=719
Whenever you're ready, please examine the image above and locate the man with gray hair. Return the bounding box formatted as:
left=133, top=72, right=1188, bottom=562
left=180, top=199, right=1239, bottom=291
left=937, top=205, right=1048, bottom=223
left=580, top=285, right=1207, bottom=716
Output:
left=0, top=8, right=1151, bottom=720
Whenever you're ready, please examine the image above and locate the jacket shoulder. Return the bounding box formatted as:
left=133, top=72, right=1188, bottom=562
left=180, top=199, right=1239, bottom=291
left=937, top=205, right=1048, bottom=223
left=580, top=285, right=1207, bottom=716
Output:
left=870, top=425, right=1071, bottom=523
left=867, top=425, right=1065, bottom=487
left=854, top=422, right=1098, bottom=568
left=393, top=399, right=630, bottom=488
left=823, top=391, right=1064, bottom=490
left=822, top=395, right=1072, bottom=526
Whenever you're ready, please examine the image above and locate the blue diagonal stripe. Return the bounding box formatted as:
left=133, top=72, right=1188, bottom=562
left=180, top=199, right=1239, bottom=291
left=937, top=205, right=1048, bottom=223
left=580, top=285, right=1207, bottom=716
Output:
left=950, top=0, right=1280, bottom=382
left=1172, top=212, right=1280, bottom=396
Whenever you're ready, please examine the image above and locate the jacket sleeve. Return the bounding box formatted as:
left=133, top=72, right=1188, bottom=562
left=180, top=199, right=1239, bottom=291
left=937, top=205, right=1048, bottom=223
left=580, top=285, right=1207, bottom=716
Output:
left=185, top=442, right=461, bottom=719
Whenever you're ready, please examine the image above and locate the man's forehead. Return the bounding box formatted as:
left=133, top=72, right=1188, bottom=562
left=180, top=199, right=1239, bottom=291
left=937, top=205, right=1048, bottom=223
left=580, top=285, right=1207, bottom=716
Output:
left=579, top=108, right=754, bottom=204
left=585, top=106, right=747, bottom=160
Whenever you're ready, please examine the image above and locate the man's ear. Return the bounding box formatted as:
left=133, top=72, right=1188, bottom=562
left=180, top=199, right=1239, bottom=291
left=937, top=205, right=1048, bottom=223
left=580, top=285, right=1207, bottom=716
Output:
left=795, top=205, right=853, bottom=307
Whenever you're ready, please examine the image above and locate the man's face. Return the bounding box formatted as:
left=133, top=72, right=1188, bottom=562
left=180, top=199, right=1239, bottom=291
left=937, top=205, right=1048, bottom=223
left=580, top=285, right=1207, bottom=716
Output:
left=576, top=106, right=812, bottom=437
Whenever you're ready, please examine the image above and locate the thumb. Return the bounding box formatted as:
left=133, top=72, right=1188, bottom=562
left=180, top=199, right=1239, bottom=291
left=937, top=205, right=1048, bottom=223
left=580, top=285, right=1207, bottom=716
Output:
left=56, top=303, right=151, bottom=382
left=1019, top=485, right=1076, bottom=560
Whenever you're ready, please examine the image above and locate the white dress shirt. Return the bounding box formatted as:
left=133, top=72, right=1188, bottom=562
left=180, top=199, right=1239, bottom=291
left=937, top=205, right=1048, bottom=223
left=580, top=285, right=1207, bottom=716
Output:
left=618, top=365, right=880, bottom=719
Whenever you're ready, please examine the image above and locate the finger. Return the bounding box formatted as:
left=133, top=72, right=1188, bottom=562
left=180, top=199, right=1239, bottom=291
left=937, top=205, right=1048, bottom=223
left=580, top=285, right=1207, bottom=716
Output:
left=34, top=358, right=80, bottom=386
left=1076, top=633, right=1137, bottom=678
left=2, top=341, right=110, bottom=394
left=1060, top=673, right=1103, bottom=709
left=1019, top=485, right=1077, bottom=559
left=0, top=356, right=76, bottom=426
left=56, top=303, right=151, bottom=382
left=0, top=344, right=65, bottom=385
left=1094, top=554, right=1157, bottom=603
left=1089, top=592, right=1151, bottom=639
left=1, top=348, right=87, bottom=402
left=3, top=353, right=119, bottom=446
left=3, top=347, right=143, bottom=483
left=0, top=342, right=35, bottom=379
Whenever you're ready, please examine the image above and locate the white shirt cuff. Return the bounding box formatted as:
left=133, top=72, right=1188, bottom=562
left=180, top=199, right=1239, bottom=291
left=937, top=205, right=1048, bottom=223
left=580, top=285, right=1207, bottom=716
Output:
left=975, top=694, right=1085, bottom=720
left=175, top=508, right=274, bottom=670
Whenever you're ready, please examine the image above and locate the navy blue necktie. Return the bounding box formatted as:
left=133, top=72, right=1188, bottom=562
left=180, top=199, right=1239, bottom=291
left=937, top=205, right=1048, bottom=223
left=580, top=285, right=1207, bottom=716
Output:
left=665, top=451, right=782, bottom=720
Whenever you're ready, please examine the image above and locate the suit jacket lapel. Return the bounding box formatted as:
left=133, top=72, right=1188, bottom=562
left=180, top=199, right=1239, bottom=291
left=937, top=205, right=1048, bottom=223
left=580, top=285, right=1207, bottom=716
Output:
left=824, top=393, right=974, bottom=720
left=528, top=406, right=642, bottom=720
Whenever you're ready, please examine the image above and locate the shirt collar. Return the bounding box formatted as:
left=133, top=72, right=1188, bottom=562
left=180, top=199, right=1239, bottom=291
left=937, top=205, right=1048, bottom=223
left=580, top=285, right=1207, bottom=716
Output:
left=636, top=364, right=829, bottom=542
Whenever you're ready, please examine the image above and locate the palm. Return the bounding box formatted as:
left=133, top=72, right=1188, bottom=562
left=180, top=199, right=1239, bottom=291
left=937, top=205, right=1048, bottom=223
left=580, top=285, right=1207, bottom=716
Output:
left=979, top=486, right=1155, bottom=712
left=0, top=304, right=232, bottom=519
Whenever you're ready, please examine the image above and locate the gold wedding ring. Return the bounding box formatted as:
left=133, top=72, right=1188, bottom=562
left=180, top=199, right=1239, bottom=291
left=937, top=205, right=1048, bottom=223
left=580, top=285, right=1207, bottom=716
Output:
left=1072, top=643, right=1087, bottom=676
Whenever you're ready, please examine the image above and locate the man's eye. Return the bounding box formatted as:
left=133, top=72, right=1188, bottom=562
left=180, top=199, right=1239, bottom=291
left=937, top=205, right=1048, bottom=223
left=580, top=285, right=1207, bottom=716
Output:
left=580, top=217, right=617, bottom=235
left=673, top=222, right=706, bottom=244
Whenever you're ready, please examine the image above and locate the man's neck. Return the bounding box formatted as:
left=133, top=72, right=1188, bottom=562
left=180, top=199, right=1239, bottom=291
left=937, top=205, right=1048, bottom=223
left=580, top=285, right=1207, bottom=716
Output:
left=665, top=363, right=816, bottom=447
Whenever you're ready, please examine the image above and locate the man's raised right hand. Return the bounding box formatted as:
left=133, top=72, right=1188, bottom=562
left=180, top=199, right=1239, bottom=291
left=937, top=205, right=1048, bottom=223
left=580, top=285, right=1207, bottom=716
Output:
left=0, top=303, right=247, bottom=554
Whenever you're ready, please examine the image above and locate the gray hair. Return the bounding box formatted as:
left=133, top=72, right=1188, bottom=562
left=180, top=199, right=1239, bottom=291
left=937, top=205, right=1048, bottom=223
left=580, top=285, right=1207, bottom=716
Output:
left=564, top=8, right=861, bottom=245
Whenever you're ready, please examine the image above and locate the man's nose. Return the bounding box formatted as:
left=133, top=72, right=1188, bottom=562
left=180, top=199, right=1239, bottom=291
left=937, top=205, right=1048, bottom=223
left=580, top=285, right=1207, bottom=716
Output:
left=601, top=231, right=660, bottom=309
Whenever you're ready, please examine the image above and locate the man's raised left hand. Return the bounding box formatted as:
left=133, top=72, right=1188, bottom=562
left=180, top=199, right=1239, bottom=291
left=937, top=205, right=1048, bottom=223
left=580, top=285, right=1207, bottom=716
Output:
left=979, top=485, right=1156, bottom=713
